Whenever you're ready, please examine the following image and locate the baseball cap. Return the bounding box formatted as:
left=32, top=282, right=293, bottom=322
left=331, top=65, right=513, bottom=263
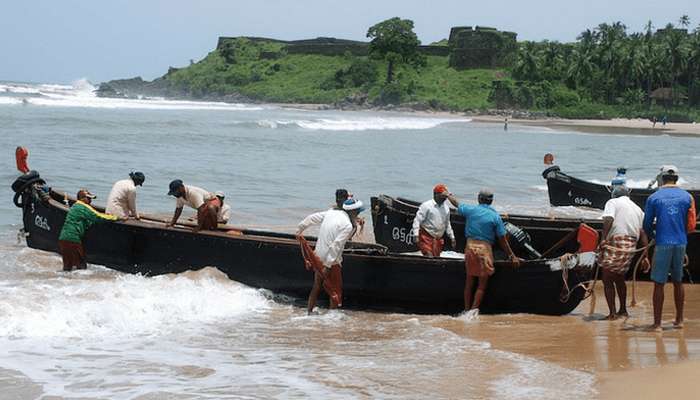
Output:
left=77, top=189, right=96, bottom=200
left=215, top=191, right=225, bottom=199
left=660, top=165, right=679, bottom=177
left=168, top=179, right=184, bottom=196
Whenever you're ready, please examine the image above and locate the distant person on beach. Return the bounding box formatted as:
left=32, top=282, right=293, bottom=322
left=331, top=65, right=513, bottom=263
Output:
left=643, top=165, right=697, bottom=331
left=58, top=189, right=121, bottom=271
left=448, top=189, right=521, bottom=311
left=106, top=172, right=144, bottom=219
left=652, top=116, right=657, bottom=129
left=662, top=115, right=668, bottom=126
left=215, top=192, right=231, bottom=224
left=297, top=197, right=365, bottom=314
left=504, top=117, right=508, bottom=131
left=411, top=184, right=456, bottom=257
left=598, top=185, right=650, bottom=320
left=166, top=179, right=220, bottom=232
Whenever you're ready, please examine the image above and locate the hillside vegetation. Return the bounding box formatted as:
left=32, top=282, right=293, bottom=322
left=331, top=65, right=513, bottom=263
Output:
left=103, top=16, right=700, bottom=122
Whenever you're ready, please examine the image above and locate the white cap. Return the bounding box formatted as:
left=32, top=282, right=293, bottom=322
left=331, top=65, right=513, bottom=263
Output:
left=660, top=165, right=679, bottom=177
left=215, top=191, right=225, bottom=199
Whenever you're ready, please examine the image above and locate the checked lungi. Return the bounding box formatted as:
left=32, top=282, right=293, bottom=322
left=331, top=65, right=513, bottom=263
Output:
left=597, top=235, right=637, bottom=275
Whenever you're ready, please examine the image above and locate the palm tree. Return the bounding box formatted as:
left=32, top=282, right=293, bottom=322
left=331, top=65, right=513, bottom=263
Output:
left=514, top=43, right=541, bottom=81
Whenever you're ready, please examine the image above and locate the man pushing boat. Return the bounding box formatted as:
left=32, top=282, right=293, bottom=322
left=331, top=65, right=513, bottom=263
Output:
left=411, top=184, right=456, bottom=257
left=58, top=189, right=122, bottom=271
left=297, top=196, right=365, bottom=314
left=448, top=189, right=521, bottom=312
left=166, top=179, right=220, bottom=232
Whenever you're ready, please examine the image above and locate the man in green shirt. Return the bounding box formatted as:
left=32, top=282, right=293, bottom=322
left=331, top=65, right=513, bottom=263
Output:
left=58, top=189, right=121, bottom=271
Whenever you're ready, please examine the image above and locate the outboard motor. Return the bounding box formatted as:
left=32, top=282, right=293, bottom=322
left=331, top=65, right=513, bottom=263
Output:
left=11, top=170, right=48, bottom=208
left=504, top=222, right=542, bottom=259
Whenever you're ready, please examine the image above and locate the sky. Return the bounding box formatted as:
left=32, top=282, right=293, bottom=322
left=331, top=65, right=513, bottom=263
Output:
left=1, top=0, right=698, bottom=84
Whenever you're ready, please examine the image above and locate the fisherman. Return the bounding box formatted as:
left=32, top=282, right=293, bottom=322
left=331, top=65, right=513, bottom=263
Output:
left=598, top=184, right=650, bottom=320
left=411, top=184, right=456, bottom=257
left=106, top=172, right=145, bottom=219
left=296, top=197, right=365, bottom=314
left=643, top=165, right=696, bottom=331
left=58, top=189, right=121, bottom=271
left=215, top=191, right=231, bottom=224
left=611, top=167, right=627, bottom=188
left=166, top=179, right=220, bottom=232
left=448, top=189, right=521, bottom=311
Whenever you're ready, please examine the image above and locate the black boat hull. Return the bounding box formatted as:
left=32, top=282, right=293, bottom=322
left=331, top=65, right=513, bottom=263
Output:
left=543, top=166, right=700, bottom=213
left=15, top=187, right=589, bottom=315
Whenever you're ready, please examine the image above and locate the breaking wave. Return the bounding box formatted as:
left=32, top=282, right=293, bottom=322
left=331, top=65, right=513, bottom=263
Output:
left=236, top=117, right=471, bottom=131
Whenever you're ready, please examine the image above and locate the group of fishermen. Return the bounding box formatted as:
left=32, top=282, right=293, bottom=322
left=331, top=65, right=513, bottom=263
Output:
left=57, top=165, right=697, bottom=328
left=57, top=173, right=231, bottom=270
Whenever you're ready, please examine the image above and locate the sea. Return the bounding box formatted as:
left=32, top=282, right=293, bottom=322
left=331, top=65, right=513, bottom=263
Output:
left=1, top=80, right=699, bottom=399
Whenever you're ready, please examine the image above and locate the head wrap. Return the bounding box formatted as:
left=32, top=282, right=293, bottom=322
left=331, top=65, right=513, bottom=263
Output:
left=77, top=189, right=96, bottom=200
left=433, top=184, right=448, bottom=194
left=342, top=198, right=365, bottom=212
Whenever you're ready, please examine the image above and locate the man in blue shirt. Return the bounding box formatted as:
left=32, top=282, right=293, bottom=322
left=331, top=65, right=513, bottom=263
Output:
left=643, top=165, right=697, bottom=331
left=448, top=189, right=521, bottom=311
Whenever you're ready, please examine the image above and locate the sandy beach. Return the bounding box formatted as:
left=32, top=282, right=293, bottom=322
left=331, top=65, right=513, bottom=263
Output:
left=472, top=115, right=700, bottom=137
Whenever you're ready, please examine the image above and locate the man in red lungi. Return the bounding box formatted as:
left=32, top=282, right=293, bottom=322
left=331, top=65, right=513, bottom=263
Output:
left=411, top=184, right=456, bottom=257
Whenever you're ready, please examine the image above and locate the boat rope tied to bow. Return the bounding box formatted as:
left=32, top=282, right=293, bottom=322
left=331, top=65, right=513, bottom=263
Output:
left=297, top=235, right=342, bottom=307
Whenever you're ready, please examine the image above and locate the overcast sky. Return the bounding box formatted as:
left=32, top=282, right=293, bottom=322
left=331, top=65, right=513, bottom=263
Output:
left=2, top=0, right=698, bottom=84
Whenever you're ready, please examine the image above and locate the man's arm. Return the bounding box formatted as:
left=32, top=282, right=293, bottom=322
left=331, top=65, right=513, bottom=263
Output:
left=497, top=235, right=521, bottom=267
left=600, top=217, right=613, bottom=247
left=643, top=200, right=655, bottom=238
left=411, top=203, right=427, bottom=238
left=447, top=193, right=460, bottom=208
left=637, top=228, right=651, bottom=272
left=128, top=190, right=139, bottom=219
left=296, top=211, right=326, bottom=234
left=167, top=207, right=183, bottom=227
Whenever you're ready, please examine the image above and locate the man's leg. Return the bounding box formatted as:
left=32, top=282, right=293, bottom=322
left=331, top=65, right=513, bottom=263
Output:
left=307, top=272, right=322, bottom=314
left=464, top=276, right=475, bottom=311
left=472, top=275, right=490, bottom=310
left=673, top=282, right=684, bottom=327
left=652, top=283, right=664, bottom=329
left=601, top=269, right=617, bottom=319
left=614, top=272, right=628, bottom=317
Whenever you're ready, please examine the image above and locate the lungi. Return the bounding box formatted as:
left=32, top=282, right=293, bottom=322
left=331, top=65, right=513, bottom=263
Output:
left=59, top=240, right=86, bottom=271
left=597, top=235, right=637, bottom=275
left=465, top=239, right=495, bottom=277
left=298, top=236, right=343, bottom=307
left=417, top=228, right=444, bottom=257
left=197, top=197, right=221, bottom=230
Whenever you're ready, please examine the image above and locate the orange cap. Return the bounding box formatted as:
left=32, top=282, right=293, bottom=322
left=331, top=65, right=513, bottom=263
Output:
left=433, top=184, right=448, bottom=194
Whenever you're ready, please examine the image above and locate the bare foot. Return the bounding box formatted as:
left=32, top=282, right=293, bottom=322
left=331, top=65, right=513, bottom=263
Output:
left=648, top=324, right=663, bottom=332
left=673, top=321, right=684, bottom=329
left=617, top=310, right=629, bottom=318
left=604, top=313, right=617, bottom=320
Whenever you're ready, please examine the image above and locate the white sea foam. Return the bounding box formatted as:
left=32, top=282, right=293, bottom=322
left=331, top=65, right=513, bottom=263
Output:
left=0, top=267, right=270, bottom=338
left=249, top=117, right=470, bottom=131
left=591, top=176, right=689, bottom=188
left=0, top=97, right=22, bottom=105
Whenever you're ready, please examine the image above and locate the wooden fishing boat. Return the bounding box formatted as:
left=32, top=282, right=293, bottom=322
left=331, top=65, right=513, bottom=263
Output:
left=10, top=172, right=593, bottom=315
left=542, top=165, right=700, bottom=213
left=371, top=195, right=700, bottom=282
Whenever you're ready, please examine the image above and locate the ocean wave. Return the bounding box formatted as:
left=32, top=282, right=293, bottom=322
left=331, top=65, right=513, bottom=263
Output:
left=229, top=117, right=471, bottom=131
left=0, top=97, right=22, bottom=105
left=0, top=267, right=270, bottom=338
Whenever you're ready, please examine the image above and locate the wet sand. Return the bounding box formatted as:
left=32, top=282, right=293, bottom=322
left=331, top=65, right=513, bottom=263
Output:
left=433, top=281, right=699, bottom=398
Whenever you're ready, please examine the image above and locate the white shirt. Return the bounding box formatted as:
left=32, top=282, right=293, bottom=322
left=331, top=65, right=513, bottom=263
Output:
left=106, top=179, right=137, bottom=217
left=176, top=185, right=214, bottom=210
left=411, top=199, right=455, bottom=240
left=218, top=203, right=231, bottom=223
left=602, top=196, right=644, bottom=239
left=298, top=209, right=354, bottom=267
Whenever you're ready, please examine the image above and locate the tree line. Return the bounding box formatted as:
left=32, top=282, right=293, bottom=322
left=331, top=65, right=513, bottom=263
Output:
left=513, top=16, right=700, bottom=108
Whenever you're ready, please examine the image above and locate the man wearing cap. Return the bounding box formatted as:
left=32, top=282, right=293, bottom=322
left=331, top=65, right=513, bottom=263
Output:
left=411, top=184, right=456, bottom=257
left=215, top=192, right=231, bottom=224
left=166, top=180, right=220, bottom=232
left=297, top=197, right=365, bottom=314
left=448, top=189, right=521, bottom=311
left=598, top=184, right=650, bottom=320
left=106, top=172, right=145, bottom=219
left=643, top=165, right=697, bottom=330
left=58, top=189, right=121, bottom=271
